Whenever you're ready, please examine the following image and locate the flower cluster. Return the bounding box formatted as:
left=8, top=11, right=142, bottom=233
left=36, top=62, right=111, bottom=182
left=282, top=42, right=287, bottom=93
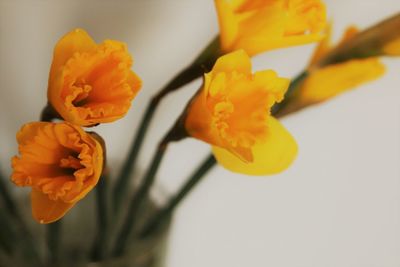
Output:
left=9, top=0, right=399, bottom=231
left=169, top=0, right=328, bottom=175
left=11, top=29, right=142, bottom=223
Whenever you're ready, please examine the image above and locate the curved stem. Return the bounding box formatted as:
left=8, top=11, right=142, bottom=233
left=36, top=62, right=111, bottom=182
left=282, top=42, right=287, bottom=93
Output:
left=112, top=37, right=220, bottom=215
left=112, top=143, right=168, bottom=257
left=40, top=103, right=60, bottom=122
left=0, top=170, right=27, bottom=231
left=0, top=206, right=17, bottom=254
left=139, top=154, right=216, bottom=239
left=112, top=96, right=159, bottom=214
left=47, top=221, right=61, bottom=266
left=0, top=167, right=42, bottom=265
left=91, top=174, right=110, bottom=261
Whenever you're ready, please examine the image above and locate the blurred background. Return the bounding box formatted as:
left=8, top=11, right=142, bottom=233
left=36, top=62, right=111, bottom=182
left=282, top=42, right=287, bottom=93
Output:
left=0, top=1, right=399, bottom=266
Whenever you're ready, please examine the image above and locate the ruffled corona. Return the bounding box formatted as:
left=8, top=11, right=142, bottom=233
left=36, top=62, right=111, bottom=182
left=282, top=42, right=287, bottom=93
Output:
left=48, top=29, right=142, bottom=126
left=298, top=26, right=386, bottom=105
left=11, top=122, right=103, bottom=223
left=185, top=50, right=297, bottom=175
left=214, top=0, right=326, bottom=56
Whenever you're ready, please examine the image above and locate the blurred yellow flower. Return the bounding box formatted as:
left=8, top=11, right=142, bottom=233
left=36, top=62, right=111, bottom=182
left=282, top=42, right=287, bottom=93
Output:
left=383, top=37, right=400, bottom=56
left=11, top=122, right=103, bottom=223
left=214, top=0, right=326, bottom=56
left=48, top=29, right=142, bottom=126
left=298, top=26, right=386, bottom=105
left=185, top=50, right=297, bottom=175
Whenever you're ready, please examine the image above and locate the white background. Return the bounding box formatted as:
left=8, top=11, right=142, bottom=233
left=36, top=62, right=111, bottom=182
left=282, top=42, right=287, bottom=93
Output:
left=0, top=1, right=399, bottom=266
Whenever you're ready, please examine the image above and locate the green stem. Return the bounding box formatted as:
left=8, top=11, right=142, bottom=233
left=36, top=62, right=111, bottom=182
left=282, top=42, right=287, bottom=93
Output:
left=0, top=206, right=17, bottom=254
left=40, top=104, right=60, bottom=122
left=47, top=221, right=61, bottom=266
left=0, top=170, right=18, bottom=221
left=0, top=167, right=42, bottom=265
left=0, top=167, right=30, bottom=234
left=112, top=97, right=158, bottom=214
left=0, top=195, right=42, bottom=267
left=91, top=175, right=110, bottom=260
left=112, top=143, right=167, bottom=257
left=112, top=37, right=220, bottom=214
left=0, top=250, right=16, bottom=267
left=139, top=154, right=216, bottom=239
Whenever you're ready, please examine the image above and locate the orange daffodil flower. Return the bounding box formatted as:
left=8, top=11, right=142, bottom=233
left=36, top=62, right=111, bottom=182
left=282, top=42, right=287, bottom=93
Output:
left=48, top=29, right=141, bottom=126
left=215, top=0, right=327, bottom=56
left=185, top=50, right=297, bottom=175
left=298, top=26, right=386, bottom=105
left=11, top=122, right=103, bottom=224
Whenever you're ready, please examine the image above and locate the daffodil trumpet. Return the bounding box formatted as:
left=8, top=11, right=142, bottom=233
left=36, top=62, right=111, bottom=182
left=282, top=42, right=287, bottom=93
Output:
left=11, top=122, right=104, bottom=223
left=47, top=29, right=142, bottom=127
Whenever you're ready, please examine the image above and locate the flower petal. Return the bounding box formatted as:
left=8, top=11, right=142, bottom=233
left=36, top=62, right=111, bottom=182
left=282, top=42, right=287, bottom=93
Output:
left=238, top=33, right=324, bottom=56
left=211, top=50, right=251, bottom=75
left=212, top=117, right=297, bottom=175
left=299, top=58, right=386, bottom=104
left=215, top=0, right=239, bottom=52
left=16, top=122, right=48, bottom=145
left=31, top=189, right=75, bottom=224
left=50, top=28, right=96, bottom=77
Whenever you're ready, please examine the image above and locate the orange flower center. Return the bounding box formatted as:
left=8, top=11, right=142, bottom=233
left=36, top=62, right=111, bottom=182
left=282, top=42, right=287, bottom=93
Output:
left=207, top=72, right=270, bottom=151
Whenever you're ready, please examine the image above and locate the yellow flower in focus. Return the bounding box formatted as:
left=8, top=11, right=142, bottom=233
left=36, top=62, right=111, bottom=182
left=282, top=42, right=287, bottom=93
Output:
left=214, top=0, right=326, bottom=56
left=11, top=122, right=103, bottom=223
left=185, top=50, right=297, bottom=175
left=48, top=29, right=142, bottom=126
left=298, top=26, right=386, bottom=105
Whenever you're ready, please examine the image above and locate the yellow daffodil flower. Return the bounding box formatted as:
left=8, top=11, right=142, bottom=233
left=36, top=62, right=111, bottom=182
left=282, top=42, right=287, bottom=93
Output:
left=184, top=50, right=297, bottom=175
left=214, top=0, right=327, bottom=56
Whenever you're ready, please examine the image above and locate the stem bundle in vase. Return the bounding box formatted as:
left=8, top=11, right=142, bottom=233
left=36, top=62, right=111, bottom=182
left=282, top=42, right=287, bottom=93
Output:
left=2, top=2, right=400, bottom=267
